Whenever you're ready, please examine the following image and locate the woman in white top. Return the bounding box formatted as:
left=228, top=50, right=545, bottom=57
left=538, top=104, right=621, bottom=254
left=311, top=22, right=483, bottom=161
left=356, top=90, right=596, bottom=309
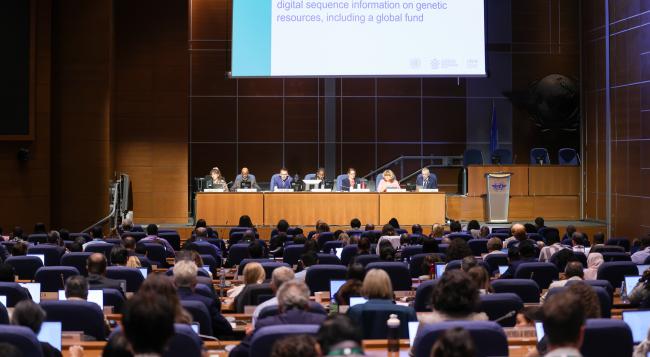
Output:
left=377, top=169, right=400, bottom=192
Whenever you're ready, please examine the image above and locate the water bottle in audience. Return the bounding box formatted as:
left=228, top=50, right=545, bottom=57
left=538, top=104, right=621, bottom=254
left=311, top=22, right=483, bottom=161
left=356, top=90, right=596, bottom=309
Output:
left=220, top=267, right=226, bottom=298
left=330, top=296, right=338, bottom=315
left=621, top=280, right=628, bottom=303
left=387, top=314, right=400, bottom=352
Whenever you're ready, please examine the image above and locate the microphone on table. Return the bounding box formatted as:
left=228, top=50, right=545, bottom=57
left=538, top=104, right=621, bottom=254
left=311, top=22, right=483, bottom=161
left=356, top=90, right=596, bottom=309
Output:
left=494, top=310, right=517, bottom=323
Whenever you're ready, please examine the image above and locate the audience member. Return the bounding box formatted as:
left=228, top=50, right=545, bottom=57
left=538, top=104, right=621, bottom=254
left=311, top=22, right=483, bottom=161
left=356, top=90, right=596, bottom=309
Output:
left=295, top=252, right=318, bottom=281
left=10, top=226, right=25, bottom=241
left=336, top=263, right=365, bottom=305
left=571, top=232, right=587, bottom=253
left=388, top=217, right=400, bottom=229
left=423, top=270, right=487, bottom=323
left=430, top=224, right=444, bottom=239
left=421, top=237, right=438, bottom=253
left=591, top=232, right=606, bottom=248
left=485, top=238, right=505, bottom=256
left=109, top=245, right=129, bottom=266
left=583, top=253, right=603, bottom=280
left=87, top=253, right=125, bottom=294
left=357, top=237, right=371, bottom=256
left=499, top=240, right=537, bottom=279
left=139, top=224, right=175, bottom=256
left=122, top=293, right=175, bottom=356
left=0, top=263, right=15, bottom=282
left=539, top=228, right=568, bottom=262
left=238, top=215, right=255, bottom=228
left=478, top=225, right=490, bottom=238
left=524, top=223, right=538, bottom=234
left=317, top=314, right=364, bottom=357
left=460, top=256, right=478, bottom=272
left=629, top=269, right=650, bottom=308
left=11, top=241, right=28, bottom=256
left=11, top=300, right=62, bottom=357
left=549, top=248, right=578, bottom=272
left=64, top=275, right=89, bottom=300
left=445, top=238, right=473, bottom=262
left=33, top=222, right=47, bottom=235
left=138, top=273, right=192, bottom=324
left=252, top=266, right=295, bottom=326
left=502, top=223, right=527, bottom=248
left=542, top=261, right=584, bottom=301
left=534, top=217, right=545, bottom=231
left=270, top=335, right=319, bottom=357
left=466, top=220, right=480, bottom=238
left=229, top=262, right=265, bottom=299
left=430, top=327, right=475, bottom=357
left=82, top=226, right=105, bottom=250
left=631, top=236, right=650, bottom=264
left=44, top=231, right=66, bottom=256
left=379, top=246, right=396, bottom=261
left=563, top=225, right=577, bottom=241
left=364, top=224, right=375, bottom=231
left=248, top=241, right=264, bottom=259
left=467, top=266, right=492, bottom=294
left=350, top=218, right=361, bottom=230
left=541, top=291, right=585, bottom=357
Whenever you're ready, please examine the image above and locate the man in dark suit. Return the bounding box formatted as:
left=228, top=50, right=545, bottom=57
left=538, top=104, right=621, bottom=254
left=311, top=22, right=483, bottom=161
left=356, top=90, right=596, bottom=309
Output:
left=340, top=168, right=360, bottom=191
left=86, top=253, right=125, bottom=295
left=229, top=280, right=327, bottom=357
left=173, top=260, right=232, bottom=338
left=416, top=167, right=438, bottom=189
left=499, top=240, right=538, bottom=279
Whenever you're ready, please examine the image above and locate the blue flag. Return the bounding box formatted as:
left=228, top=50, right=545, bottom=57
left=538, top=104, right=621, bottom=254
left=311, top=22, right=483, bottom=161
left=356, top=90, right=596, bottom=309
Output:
left=489, top=103, right=498, bottom=154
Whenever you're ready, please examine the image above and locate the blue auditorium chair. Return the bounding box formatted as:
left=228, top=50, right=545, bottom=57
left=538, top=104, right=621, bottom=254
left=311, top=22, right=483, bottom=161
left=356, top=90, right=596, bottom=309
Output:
left=558, top=148, right=579, bottom=165
left=479, top=293, right=523, bottom=327
left=0, top=282, right=31, bottom=307
left=530, top=147, right=550, bottom=164
left=181, top=300, right=213, bottom=336
left=597, top=261, right=638, bottom=289
left=5, top=256, right=43, bottom=280
left=413, top=279, right=437, bottom=312
left=305, top=264, right=347, bottom=294
left=463, top=149, right=484, bottom=166
left=34, top=266, right=80, bottom=292
left=282, top=245, right=305, bottom=266
left=41, top=300, right=106, bottom=340
left=0, top=325, right=44, bottom=357
left=106, top=266, right=145, bottom=292
left=412, top=321, right=508, bottom=357
left=27, top=245, right=63, bottom=266
left=316, top=253, right=341, bottom=265
left=365, top=262, right=411, bottom=291
left=250, top=325, right=320, bottom=357
left=353, top=254, right=380, bottom=267
left=514, top=262, right=558, bottom=289
left=227, top=243, right=251, bottom=266
left=581, top=319, right=632, bottom=357
left=491, top=279, right=540, bottom=303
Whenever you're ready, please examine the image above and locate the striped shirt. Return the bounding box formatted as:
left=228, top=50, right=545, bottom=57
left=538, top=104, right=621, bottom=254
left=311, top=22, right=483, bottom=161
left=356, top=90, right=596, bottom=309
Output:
left=539, top=243, right=568, bottom=262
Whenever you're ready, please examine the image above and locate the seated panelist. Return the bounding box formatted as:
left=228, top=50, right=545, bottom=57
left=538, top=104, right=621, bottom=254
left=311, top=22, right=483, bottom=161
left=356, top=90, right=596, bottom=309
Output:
left=231, top=167, right=260, bottom=191
left=205, top=167, right=227, bottom=190
left=271, top=168, right=293, bottom=190
left=416, top=167, right=438, bottom=189
left=376, top=169, right=400, bottom=192
left=314, top=167, right=329, bottom=189
left=340, top=167, right=360, bottom=191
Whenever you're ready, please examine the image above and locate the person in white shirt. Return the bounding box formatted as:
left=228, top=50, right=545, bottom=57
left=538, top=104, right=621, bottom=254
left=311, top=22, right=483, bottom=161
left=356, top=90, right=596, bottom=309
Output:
left=294, top=252, right=318, bottom=281
left=541, top=262, right=584, bottom=302
left=631, top=236, right=650, bottom=264
left=485, top=238, right=506, bottom=256
left=539, top=232, right=569, bottom=263
left=542, top=291, right=586, bottom=357
left=571, top=233, right=587, bottom=254
left=251, top=266, right=294, bottom=327
left=502, top=224, right=527, bottom=249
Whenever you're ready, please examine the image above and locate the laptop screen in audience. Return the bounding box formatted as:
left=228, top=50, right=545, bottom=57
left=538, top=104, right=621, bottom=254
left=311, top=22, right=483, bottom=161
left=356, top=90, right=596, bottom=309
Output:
left=59, top=289, right=103, bottom=309
left=349, top=297, right=368, bottom=307
left=408, top=321, right=420, bottom=347
left=498, top=265, right=508, bottom=275
left=330, top=280, right=345, bottom=295
left=19, top=283, right=41, bottom=304
left=139, top=268, right=148, bottom=279
left=435, top=263, right=446, bottom=279
left=201, top=266, right=211, bottom=275
left=335, top=248, right=343, bottom=259
left=623, top=310, right=650, bottom=344
left=625, top=276, right=642, bottom=296
left=535, top=321, right=545, bottom=342
left=27, top=254, right=45, bottom=265
left=0, top=295, right=6, bottom=307
left=638, top=265, right=650, bottom=275
left=191, top=322, right=200, bottom=334
left=38, top=321, right=62, bottom=351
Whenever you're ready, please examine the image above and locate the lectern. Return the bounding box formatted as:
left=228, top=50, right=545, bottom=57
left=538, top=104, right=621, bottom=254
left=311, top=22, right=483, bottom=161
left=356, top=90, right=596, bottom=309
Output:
left=486, top=172, right=512, bottom=223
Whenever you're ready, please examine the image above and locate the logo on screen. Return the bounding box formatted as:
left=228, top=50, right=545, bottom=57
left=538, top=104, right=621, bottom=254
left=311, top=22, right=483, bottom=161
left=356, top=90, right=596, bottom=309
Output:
left=491, top=182, right=507, bottom=191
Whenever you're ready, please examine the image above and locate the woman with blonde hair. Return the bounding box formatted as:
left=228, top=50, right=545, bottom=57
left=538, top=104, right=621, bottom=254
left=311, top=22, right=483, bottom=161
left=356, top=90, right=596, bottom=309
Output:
left=377, top=170, right=400, bottom=192
left=229, top=262, right=266, bottom=299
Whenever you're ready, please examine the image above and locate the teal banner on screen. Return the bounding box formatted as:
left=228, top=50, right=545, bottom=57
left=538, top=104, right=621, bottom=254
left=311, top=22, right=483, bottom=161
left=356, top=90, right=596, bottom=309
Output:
left=232, top=0, right=272, bottom=76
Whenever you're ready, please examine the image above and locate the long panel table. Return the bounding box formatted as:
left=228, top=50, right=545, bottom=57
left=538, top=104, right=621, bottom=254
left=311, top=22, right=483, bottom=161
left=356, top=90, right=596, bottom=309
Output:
left=195, top=192, right=447, bottom=226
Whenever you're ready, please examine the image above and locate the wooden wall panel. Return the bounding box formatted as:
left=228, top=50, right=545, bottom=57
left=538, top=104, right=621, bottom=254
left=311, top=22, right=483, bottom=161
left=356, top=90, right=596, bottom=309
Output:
left=113, top=0, right=189, bottom=224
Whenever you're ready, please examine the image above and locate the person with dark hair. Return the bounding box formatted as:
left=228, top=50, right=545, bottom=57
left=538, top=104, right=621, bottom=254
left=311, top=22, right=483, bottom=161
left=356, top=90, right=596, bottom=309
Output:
left=33, top=223, right=47, bottom=235
left=467, top=266, right=492, bottom=294
left=421, top=237, right=439, bottom=253
left=102, top=332, right=133, bottom=357
left=68, top=239, right=83, bottom=253
left=350, top=218, right=361, bottom=230
left=123, top=293, right=175, bottom=356
left=139, top=224, right=175, bottom=256
left=336, top=263, right=365, bottom=305
left=629, top=269, right=650, bottom=308
left=82, top=226, right=105, bottom=251
left=542, top=261, right=584, bottom=302
left=499, top=240, right=537, bottom=279
left=524, top=223, right=538, bottom=234
left=478, top=225, right=490, bottom=238
left=632, top=235, right=650, bottom=264
left=65, top=275, right=89, bottom=300
left=292, top=233, right=307, bottom=245
left=460, top=256, right=478, bottom=272
left=448, top=221, right=462, bottom=233
left=43, top=231, right=66, bottom=257
left=12, top=300, right=62, bottom=357
left=247, top=241, right=264, bottom=259
left=549, top=247, right=578, bottom=272
left=276, top=219, right=289, bottom=234
left=388, top=218, right=400, bottom=229
left=466, top=220, right=480, bottom=238
left=270, top=335, right=319, bottom=357
left=238, top=215, right=254, bottom=228
left=563, top=225, right=577, bottom=241
left=445, top=238, right=473, bottom=262
left=11, top=241, right=28, bottom=256
left=571, top=232, right=586, bottom=253
left=10, top=226, right=24, bottom=241
left=357, top=237, right=371, bottom=255
left=539, top=227, right=568, bottom=262
left=295, top=252, right=318, bottom=281
left=110, top=245, right=129, bottom=266
left=424, top=270, right=487, bottom=323
left=592, top=232, right=605, bottom=245
left=195, top=218, right=207, bottom=229
left=431, top=327, right=475, bottom=357
left=379, top=246, right=395, bottom=261
left=87, top=253, right=125, bottom=294
left=364, top=223, right=375, bottom=231
left=534, top=217, right=545, bottom=231
left=341, top=168, right=360, bottom=192
left=317, top=314, right=364, bottom=356
left=541, top=291, right=585, bottom=357
left=0, top=263, right=15, bottom=282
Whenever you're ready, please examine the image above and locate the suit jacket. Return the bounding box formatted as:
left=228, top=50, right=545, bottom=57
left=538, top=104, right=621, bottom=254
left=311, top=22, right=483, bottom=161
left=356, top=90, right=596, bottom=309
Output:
left=177, top=287, right=232, bottom=338
left=231, top=175, right=260, bottom=191
left=270, top=176, right=293, bottom=190
left=87, top=274, right=125, bottom=295
left=416, top=174, right=438, bottom=189
left=230, top=309, right=327, bottom=357
left=340, top=177, right=360, bottom=191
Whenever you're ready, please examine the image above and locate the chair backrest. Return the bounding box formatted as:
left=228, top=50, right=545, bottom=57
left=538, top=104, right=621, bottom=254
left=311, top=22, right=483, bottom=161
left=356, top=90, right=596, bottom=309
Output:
left=353, top=304, right=415, bottom=339
left=341, top=244, right=359, bottom=266
left=158, top=231, right=181, bottom=251
left=483, top=254, right=509, bottom=274
left=448, top=233, right=472, bottom=241
left=69, top=233, right=91, bottom=242
left=304, top=173, right=316, bottom=180
left=601, top=251, right=631, bottom=262
left=186, top=241, right=221, bottom=261
left=164, top=324, right=203, bottom=357
left=335, top=174, right=347, bottom=191
left=409, top=253, right=445, bottom=278
left=106, top=266, right=145, bottom=292
left=180, top=300, right=213, bottom=336
left=235, top=283, right=274, bottom=313
left=468, top=239, right=488, bottom=255
left=463, top=149, right=484, bottom=166
left=375, top=174, right=384, bottom=191
left=316, top=232, right=335, bottom=249
left=316, top=253, right=342, bottom=265
left=228, top=243, right=250, bottom=266
left=491, top=228, right=511, bottom=234
left=282, top=245, right=305, bottom=266
left=581, top=319, right=633, bottom=357
left=547, top=285, right=611, bottom=318
left=492, top=149, right=513, bottom=164
left=41, top=300, right=106, bottom=340
left=199, top=254, right=220, bottom=274
left=305, top=264, right=347, bottom=294
left=0, top=302, right=7, bottom=324
left=121, top=231, right=146, bottom=241
left=514, top=262, right=558, bottom=289
left=414, top=279, right=437, bottom=312
left=258, top=301, right=326, bottom=320
left=27, top=245, right=62, bottom=266
left=237, top=258, right=269, bottom=275
left=5, top=256, right=44, bottom=280
left=0, top=325, right=44, bottom=357
left=413, top=321, right=508, bottom=357
left=353, top=254, right=381, bottom=267
left=597, top=261, right=638, bottom=288
left=558, top=148, right=579, bottom=165
left=250, top=324, right=320, bottom=357
left=259, top=261, right=290, bottom=278
left=491, top=279, right=541, bottom=303
left=605, top=238, right=630, bottom=251
left=479, top=293, right=523, bottom=327
left=322, top=240, right=344, bottom=254
left=0, top=282, right=31, bottom=307
left=28, top=234, right=48, bottom=244
left=34, top=266, right=80, bottom=292
left=103, top=288, right=126, bottom=313
left=84, top=242, right=114, bottom=260
left=365, top=262, right=411, bottom=291
left=401, top=245, right=423, bottom=260
left=567, top=279, right=614, bottom=301
left=530, top=147, right=550, bottom=164
left=140, top=243, right=167, bottom=267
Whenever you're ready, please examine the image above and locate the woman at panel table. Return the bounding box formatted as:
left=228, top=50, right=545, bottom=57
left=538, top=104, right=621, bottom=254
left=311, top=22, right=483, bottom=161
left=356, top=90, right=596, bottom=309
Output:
left=205, top=167, right=228, bottom=190
left=376, top=169, right=400, bottom=192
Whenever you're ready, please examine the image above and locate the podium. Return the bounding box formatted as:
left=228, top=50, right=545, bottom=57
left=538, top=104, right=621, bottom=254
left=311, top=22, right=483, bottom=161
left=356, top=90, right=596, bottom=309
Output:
left=486, top=172, right=512, bottom=223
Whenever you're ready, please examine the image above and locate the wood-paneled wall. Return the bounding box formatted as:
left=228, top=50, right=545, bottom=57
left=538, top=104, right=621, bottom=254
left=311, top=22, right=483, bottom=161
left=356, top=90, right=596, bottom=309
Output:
left=582, top=0, right=650, bottom=238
